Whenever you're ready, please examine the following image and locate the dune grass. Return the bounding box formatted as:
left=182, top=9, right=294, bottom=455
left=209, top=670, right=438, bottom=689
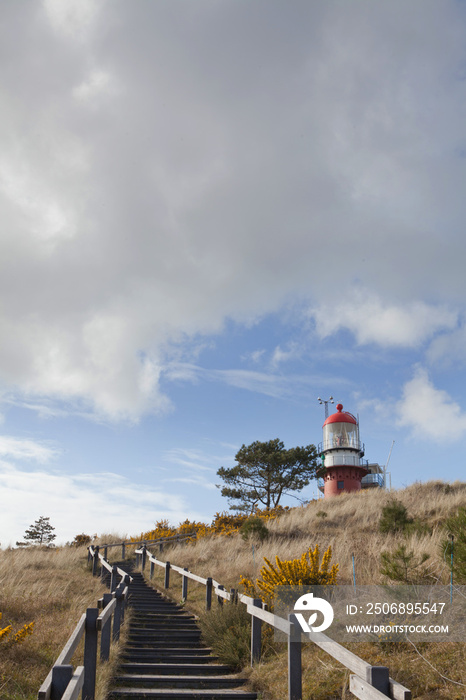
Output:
left=138, top=481, right=466, bottom=699
left=0, top=544, right=128, bottom=700
left=1, top=482, right=464, bottom=699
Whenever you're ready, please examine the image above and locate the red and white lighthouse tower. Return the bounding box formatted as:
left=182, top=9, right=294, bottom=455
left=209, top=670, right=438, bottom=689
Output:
left=319, top=404, right=368, bottom=498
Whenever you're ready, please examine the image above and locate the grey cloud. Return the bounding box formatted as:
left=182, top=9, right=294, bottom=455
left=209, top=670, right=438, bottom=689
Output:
left=1, top=0, right=466, bottom=418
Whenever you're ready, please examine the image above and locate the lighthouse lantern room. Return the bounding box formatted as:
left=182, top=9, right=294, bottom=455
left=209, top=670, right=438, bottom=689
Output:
left=319, top=403, right=368, bottom=498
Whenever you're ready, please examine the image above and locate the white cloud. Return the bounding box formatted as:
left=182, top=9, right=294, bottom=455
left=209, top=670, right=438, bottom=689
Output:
left=427, top=321, right=466, bottom=368
left=0, top=462, right=209, bottom=547
left=397, top=368, right=466, bottom=441
left=270, top=343, right=302, bottom=369
left=0, top=436, right=59, bottom=463
left=311, top=291, right=457, bottom=348
left=72, top=70, right=118, bottom=102
left=43, top=0, right=104, bottom=41
left=165, top=363, right=302, bottom=399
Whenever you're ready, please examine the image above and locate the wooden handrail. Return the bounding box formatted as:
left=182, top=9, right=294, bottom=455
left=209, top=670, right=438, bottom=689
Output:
left=38, top=555, right=131, bottom=700
left=138, top=549, right=412, bottom=700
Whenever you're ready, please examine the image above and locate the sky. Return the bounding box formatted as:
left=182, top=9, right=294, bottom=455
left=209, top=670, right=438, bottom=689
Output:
left=1, top=0, right=466, bottom=546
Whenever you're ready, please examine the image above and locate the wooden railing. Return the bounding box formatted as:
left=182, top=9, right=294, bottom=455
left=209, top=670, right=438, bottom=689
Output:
left=89, top=532, right=197, bottom=562
left=37, top=547, right=132, bottom=700
left=135, top=545, right=412, bottom=700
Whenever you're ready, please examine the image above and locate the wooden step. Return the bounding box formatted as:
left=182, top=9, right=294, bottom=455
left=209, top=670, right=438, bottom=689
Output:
left=118, top=664, right=233, bottom=676
left=115, top=675, right=246, bottom=688
left=109, top=690, right=257, bottom=699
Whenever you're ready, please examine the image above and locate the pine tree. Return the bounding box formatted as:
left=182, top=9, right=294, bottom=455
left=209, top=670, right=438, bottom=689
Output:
left=16, top=516, right=56, bottom=548
left=217, top=438, right=317, bottom=512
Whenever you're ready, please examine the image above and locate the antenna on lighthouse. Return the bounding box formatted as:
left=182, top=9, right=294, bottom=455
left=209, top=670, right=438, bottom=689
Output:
left=384, top=440, right=395, bottom=491
left=318, top=396, right=334, bottom=419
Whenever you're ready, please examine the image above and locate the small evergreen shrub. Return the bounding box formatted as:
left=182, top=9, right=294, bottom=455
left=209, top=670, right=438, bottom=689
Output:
left=380, top=544, right=430, bottom=584
left=441, top=506, right=466, bottom=583
left=379, top=499, right=413, bottom=534
left=240, top=517, right=269, bottom=542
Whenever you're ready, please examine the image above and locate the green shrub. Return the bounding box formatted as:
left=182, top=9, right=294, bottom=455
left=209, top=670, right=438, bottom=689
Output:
left=199, top=601, right=251, bottom=669
left=441, top=507, right=466, bottom=583
left=240, top=517, right=269, bottom=542
left=379, top=499, right=413, bottom=534
left=380, top=544, right=430, bottom=584
left=316, top=510, right=327, bottom=518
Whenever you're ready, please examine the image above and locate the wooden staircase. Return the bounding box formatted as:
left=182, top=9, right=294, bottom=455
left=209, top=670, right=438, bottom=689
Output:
left=108, top=571, right=257, bottom=699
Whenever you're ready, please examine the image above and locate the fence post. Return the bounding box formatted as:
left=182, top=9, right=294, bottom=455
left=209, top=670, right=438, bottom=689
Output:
left=100, top=593, right=112, bottom=662
left=121, top=542, right=126, bottom=560
left=50, top=664, right=73, bottom=700
left=288, top=614, right=302, bottom=700
left=164, top=561, right=171, bottom=589
left=206, top=577, right=213, bottom=611
left=100, top=558, right=107, bottom=582
left=83, top=608, right=99, bottom=700
left=103, top=546, right=108, bottom=560
left=251, top=598, right=262, bottom=665
left=230, top=588, right=237, bottom=604
left=150, top=559, right=154, bottom=579
left=182, top=568, right=189, bottom=601
left=366, top=666, right=390, bottom=696
left=92, top=546, right=99, bottom=576
left=159, top=542, right=164, bottom=554
left=113, top=583, right=125, bottom=641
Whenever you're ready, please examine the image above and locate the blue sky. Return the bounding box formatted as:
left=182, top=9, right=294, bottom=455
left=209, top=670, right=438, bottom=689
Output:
left=1, top=0, right=466, bottom=545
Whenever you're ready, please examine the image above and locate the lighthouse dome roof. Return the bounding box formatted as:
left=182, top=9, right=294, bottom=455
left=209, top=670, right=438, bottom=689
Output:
left=323, top=403, right=357, bottom=426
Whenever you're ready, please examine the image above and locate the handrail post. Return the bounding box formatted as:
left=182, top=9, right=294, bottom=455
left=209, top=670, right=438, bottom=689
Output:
left=217, top=584, right=224, bottom=607
left=92, top=546, right=99, bottom=576
left=150, top=559, right=154, bottom=579
left=230, top=587, right=237, bottom=604
left=164, top=561, right=170, bottom=589
left=288, top=613, right=302, bottom=700
left=206, top=577, right=213, bottom=611
left=121, top=542, right=126, bottom=560
left=141, top=544, right=147, bottom=571
left=182, top=567, right=188, bottom=601
left=103, top=546, right=108, bottom=560
left=251, top=598, right=262, bottom=665
left=50, top=664, right=73, bottom=700
left=113, top=583, right=125, bottom=641
left=110, top=566, right=118, bottom=592
left=83, top=608, right=99, bottom=700
left=159, top=541, right=164, bottom=554
left=367, top=666, right=390, bottom=696
left=100, top=594, right=113, bottom=662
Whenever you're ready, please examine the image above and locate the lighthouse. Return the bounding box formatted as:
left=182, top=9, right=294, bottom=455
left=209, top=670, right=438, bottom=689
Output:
left=318, top=404, right=368, bottom=498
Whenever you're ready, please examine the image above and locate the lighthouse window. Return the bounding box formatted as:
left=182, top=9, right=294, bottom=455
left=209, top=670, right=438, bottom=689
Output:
left=337, top=481, right=344, bottom=489
left=323, top=422, right=358, bottom=450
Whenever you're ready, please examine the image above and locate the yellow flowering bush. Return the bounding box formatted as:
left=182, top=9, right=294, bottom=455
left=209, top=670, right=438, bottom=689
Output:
left=134, top=507, right=289, bottom=543
left=0, top=613, right=34, bottom=645
left=240, top=544, right=338, bottom=608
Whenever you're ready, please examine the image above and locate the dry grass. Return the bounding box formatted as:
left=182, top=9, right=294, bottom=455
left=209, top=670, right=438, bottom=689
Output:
left=0, top=545, right=127, bottom=700
left=139, top=482, right=466, bottom=699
